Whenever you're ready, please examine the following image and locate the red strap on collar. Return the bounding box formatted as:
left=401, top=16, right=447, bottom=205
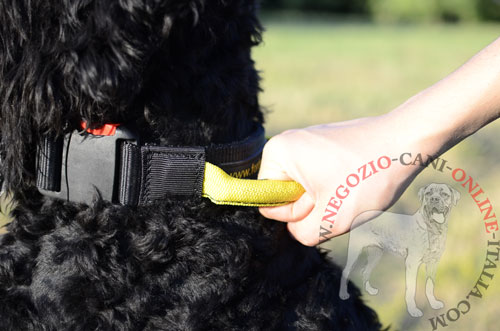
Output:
left=81, top=121, right=120, bottom=136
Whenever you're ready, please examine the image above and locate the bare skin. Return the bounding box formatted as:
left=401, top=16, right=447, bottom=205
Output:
left=258, top=36, right=500, bottom=246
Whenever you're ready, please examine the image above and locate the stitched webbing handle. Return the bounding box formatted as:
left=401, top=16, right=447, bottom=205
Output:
left=202, top=162, right=305, bottom=207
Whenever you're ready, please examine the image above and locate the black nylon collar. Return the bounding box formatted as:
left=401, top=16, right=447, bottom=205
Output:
left=36, top=124, right=266, bottom=206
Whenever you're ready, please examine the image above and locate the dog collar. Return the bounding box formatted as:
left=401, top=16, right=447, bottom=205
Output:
left=36, top=123, right=304, bottom=207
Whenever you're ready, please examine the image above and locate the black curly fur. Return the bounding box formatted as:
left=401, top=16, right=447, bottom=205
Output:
left=0, top=1, right=383, bottom=330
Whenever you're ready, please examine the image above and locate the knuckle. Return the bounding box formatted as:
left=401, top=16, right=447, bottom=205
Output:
left=258, top=207, right=272, bottom=219
left=263, top=129, right=300, bottom=157
left=263, top=135, right=281, bottom=153
left=280, top=128, right=299, bottom=136
left=300, top=236, right=317, bottom=247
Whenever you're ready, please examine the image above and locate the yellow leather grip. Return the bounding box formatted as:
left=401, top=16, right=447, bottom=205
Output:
left=202, top=162, right=305, bottom=207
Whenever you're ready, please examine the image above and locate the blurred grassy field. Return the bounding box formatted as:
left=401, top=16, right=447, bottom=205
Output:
left=0, top=197, right=11, bottom=234
left=254, top=17, right=500, bottom=331
left=256, top=19, right=500, bottom=135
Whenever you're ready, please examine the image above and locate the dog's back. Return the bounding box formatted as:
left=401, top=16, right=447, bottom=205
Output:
left=0, top=1, right=382, bottom=330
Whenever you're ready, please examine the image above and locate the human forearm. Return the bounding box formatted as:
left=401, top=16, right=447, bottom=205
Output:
left=386, top=37, right=500, bottom=156
left=258, top=36, right=500, bottom=246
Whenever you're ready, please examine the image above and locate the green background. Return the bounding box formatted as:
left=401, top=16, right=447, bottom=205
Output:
left=261, top=0, right=500, bottom=22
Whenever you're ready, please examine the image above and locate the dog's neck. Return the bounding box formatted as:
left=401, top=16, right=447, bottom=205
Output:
left=129, top=5, right=264, bottom=147
left=0, top=1, right=264, bottom=195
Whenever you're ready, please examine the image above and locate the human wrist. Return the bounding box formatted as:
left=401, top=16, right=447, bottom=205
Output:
left=382, top=94, right=471, bottom=160
left=382, top=35, right=500, bottom=157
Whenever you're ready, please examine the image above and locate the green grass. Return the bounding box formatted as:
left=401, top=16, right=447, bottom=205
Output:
left=254, top=18, right=500, bottom=331
left=0, top=196, right=12, bottom=234
left=255, top=20, right=500, bottom=134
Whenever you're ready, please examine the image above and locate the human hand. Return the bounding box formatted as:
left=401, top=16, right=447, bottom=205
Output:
left=259, top=36, right=500, bottom=246
left=258, top=115, right=435, bottom=246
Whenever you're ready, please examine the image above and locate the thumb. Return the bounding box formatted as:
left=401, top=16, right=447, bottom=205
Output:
left=286, top=193, right=352, bottom=246
left=257, top=155, right=315, bottom=222
left=259, top=191, right=315, bottom=222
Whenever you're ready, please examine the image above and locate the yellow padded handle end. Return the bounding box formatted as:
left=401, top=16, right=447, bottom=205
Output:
left=202, top=162, right=305, bottom=207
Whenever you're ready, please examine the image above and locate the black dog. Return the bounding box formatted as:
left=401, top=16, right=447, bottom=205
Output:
left=0, top=1, right=382, bottom=330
